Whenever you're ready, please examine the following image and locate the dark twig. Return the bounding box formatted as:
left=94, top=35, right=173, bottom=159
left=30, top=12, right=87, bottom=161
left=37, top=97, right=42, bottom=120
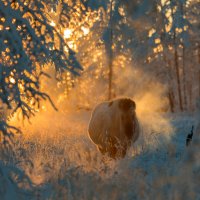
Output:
left=186, top=126, right=194, bottom=146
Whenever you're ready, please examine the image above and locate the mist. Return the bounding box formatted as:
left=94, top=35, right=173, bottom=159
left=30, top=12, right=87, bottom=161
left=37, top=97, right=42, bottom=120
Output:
left=10, top=60, right=174, bottom=160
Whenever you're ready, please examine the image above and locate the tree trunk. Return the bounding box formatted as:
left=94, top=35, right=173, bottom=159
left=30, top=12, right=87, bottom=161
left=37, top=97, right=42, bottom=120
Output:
left=174, top=46, right=183, bottom=111
left=189, top=82, right=193, bottom=111
left=199, top=70, right=200, bottom=98
left=163, top=52, right=175, bottom=112
left=182, top=45, right=187, bottom=111
left=168, top=89, right=175, bottom=113
left=170, top=0, right=183, bottom=111
left=198, top=44, right=200, bottom=97
left=108, top=0, right=114, bottom=100
left=171, top=4, right=183, bottom=111
left=180, top=3, right=187, bottom=111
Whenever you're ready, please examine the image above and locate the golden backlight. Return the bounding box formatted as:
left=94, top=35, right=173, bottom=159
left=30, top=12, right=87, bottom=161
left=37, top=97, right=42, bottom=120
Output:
left=64, top=29, right=72, bottom=39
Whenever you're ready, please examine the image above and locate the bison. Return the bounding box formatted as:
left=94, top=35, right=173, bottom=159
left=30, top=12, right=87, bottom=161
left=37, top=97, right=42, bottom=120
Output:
left=88, top=98, right=140, bottom=159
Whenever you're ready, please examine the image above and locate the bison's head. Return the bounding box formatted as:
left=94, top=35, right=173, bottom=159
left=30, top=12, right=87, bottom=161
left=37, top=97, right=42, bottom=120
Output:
left=118, top=98, right=137, bottom=140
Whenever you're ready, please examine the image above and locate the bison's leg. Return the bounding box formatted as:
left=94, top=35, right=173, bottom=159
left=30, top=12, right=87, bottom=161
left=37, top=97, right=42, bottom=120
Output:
left=108, top=145, right=118, bottom=159
left=113, top=141, right=128, bottom=159
left=98, top=137, right=128, bottom=159
left=99, top=145, right=127, bottom=159
left=98, top=144, right=117, bottom=158
left=119, top=146, right=127, bottom=158
left=108, top=144, right=127, bottom=159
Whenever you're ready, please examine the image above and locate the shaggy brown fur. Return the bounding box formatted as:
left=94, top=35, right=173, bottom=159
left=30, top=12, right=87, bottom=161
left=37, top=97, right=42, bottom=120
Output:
left=88, top=98, right=140, bottom=159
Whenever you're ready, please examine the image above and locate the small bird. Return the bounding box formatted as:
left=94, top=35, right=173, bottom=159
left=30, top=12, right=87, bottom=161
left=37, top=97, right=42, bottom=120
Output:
left=186, top=126, right=194, bottom=146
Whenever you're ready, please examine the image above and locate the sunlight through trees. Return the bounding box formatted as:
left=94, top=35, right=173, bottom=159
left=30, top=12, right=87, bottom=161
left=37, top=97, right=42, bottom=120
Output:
left=0, top=0, right=200, bottom=199
left=0, top=0, right=199, bottom=143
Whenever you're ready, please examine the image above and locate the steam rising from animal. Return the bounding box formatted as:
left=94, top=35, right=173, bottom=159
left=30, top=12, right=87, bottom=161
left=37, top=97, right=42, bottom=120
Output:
left=88, top=98, right=140, bottom=159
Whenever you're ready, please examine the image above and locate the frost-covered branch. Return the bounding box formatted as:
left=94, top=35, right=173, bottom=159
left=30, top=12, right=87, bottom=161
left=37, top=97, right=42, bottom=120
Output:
left=0, top=0, right=82, bottom=144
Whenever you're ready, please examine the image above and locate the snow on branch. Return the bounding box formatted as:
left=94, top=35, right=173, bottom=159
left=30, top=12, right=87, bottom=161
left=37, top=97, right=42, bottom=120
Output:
left=0, top=0, right=82, bottom=144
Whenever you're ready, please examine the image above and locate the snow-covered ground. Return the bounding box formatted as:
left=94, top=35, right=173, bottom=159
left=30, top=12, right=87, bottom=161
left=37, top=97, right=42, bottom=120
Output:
left=0, top=110, right=200, bottom=200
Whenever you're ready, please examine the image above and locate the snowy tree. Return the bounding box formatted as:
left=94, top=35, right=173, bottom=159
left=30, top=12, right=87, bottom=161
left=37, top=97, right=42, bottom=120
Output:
left=186, top=0, right=200, bottom=110
left=146, top=0, right=199, bottom=112
left=0, top=0, right=82, bottom=144
left=74, top=0, right=199, bottom=112
left=79, top=0, right=157, bottom=100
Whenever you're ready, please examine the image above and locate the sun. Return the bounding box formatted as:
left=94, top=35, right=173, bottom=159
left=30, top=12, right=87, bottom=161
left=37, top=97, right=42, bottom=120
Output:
left=64, top=29, right=72, bottom=39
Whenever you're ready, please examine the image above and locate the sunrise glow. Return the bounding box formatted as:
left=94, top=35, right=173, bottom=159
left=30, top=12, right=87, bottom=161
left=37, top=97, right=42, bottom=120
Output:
left=9, top=77, right=16, bottom=84
left=1, top=0, right=198, bottom=199
left=81, top=26, right=90, bottom=35
left=50, top=21, right=56, bottom=27
left=64, top=29, right=72, bottom=39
